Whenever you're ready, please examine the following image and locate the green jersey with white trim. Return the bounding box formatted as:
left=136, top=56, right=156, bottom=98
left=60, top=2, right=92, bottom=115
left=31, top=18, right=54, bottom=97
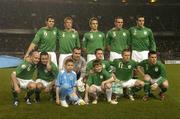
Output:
left=106, top=27, right=130, bottom=53
left=16, top=60, right=37, bottom=79
left=129, top=26, right=156, bottom=51
left=37, top=62, right=58, bottom=82
left=111, top=59, right=137, bottom=81
left=82, top=31, right=105, bottom=54
left=138, top=59, right=167, bottom=79
left=87, top=69, right=112, bottom=86
left=32, top=27, right=59, bottom=52
left=59, top=29, right=80, bottom=54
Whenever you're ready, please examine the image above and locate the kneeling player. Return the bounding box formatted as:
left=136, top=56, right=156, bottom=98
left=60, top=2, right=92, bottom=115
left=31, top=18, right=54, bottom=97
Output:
left=56, top=59, right=85, bottom=107
left=84, top=59, right=116, bottom=104
left=138, top=51, right=169, bottom=101
left=110, top=49, right=144, bottom=101
left=11, top=50, right=40, bottom=106
left=35, top=52, right=58, bottom=102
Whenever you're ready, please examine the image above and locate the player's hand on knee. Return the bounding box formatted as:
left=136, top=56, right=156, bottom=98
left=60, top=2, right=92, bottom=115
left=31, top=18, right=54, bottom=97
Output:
left=101, top=82, right=105, bottom=90
left=151, top=83, right=158, bottom=91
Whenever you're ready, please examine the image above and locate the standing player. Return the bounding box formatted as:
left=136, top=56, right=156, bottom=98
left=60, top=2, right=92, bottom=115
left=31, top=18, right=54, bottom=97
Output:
left=35, top=52, right=58, bottom=102
left=58, top=17, right=80, bottom=70
left=106, top=17, right=130, bottom=61
left=25, top=15, right=59, bottom=66
left=82, top=17, right=106, bottom=62
left=11, top=50, right=40, bottom=106
left=110, top=49, right=144, bottom=101
left=137, top=51, right=168, bottom=101
left=56, top=59, right=85, bottom=107
left=129, top=15, right=156, bottom=62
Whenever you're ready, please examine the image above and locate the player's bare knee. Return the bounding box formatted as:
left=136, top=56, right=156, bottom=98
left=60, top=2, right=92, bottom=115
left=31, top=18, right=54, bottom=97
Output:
left=162, top=80, right=169, bottom=88
left=105, top=83, right=112, bottom=89
left=27, top=82, right=36, bottom=90
left=89, top=86, right=96, bottom=93
left=36, top=82, right=43, bottom=89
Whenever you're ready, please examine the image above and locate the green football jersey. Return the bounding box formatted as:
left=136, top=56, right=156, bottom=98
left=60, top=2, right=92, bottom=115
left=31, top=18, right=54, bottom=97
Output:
left=138, top=59, right=167, bottom=79
left=86, top=59, right=111, bottom=75
left=59, top=29, right=80, bottom=54
left=82, top=31, right=105, bottom=54
left=37, top=62, right=58, bottom=82
left=111, top=59, right=137, bottom=81
left=32, top=27, right=59, bottom=52
left=129, top=26, right=156, bottom=51
left=87, top=69, right=112, bottom=86
left=16, top=60, right=37, bottom=79
left=106, top=27, right=130, bottom=53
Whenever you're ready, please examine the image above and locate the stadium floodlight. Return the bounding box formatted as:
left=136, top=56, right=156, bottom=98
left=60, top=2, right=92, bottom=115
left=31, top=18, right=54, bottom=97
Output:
left=149, top=0, right=157, bottom=3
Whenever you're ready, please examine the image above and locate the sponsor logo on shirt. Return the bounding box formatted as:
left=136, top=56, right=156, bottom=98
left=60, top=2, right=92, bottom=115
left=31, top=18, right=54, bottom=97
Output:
left=72, top=34, right=75, bottom=38
left=155, top=67, right=159, bottom=72
left=99, top=34, right=102, bottom=37
left=53, top=31, right=56, bottom=35
left=44, top=31, right=47, bottom=37
left=100, top=75, right=103, bottom=79
left=21, top=64, right=26, bottom=69
left=62, top=33, right=65, bottom=37
left=123, top=32, right=126, bottom=36
left=128, top=65, right=132, bottom=69
left=144, top=31, right=147, bottom=35
left=90, top=34, right=93, bottom=39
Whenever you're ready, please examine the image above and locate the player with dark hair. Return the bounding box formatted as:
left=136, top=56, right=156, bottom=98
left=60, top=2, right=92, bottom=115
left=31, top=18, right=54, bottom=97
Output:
left=35, top=52, right=58, bottom=102
left=129, top=15, right=156, bottom=62
left=106, top=16, right=130, bottom=61
left=25, top=15, right=59, bottom=66
left=137, top=51, right=168, bottom=101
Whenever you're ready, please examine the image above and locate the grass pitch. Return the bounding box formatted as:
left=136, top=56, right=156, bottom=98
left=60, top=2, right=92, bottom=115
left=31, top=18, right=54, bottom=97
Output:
left=0, top=65, right=180, bottom=119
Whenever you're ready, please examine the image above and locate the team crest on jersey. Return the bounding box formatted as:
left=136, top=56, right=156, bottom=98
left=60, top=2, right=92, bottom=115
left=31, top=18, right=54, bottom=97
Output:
left=90, top=34, right=93, bottom=39
left=72, top=34, right=75, bottom=38
left=99, top=34, right=102, bottom=37
left=144, top=31, right=147, bottom=35
left=100, top=75, right=103, bottom=79
left=113, top=32, right=116, bottom=37
left=155, top=67, right=159, bottom=72
left=128, top=65, right=132, bottom=69
left=21, top=64, right=26, bottom=69
left=123, top=32, right=126, bottom=36
left=44, top=31, right=47, bottom=37
left=53, top=31, right=56, bottom=35
left=44, top=69, right=48, bottom=73
left=102, top=64, right=105, bottom=68
left=62, top=33, right=65, bottom=37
